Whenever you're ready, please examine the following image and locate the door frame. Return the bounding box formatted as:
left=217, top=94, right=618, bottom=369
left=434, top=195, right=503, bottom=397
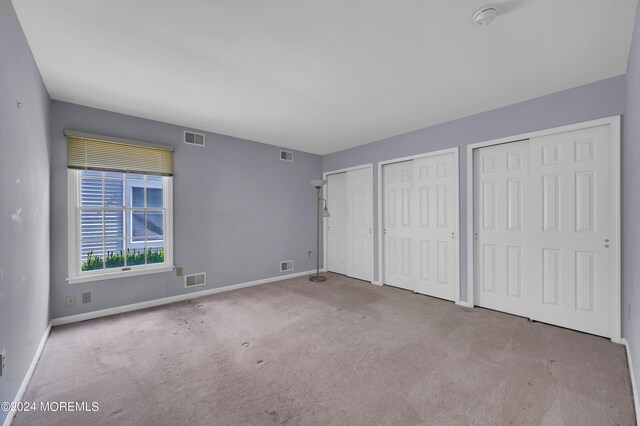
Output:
left=323, top=163, right=375, bottom=284
left=466, top=115, right=621, bottom=342
left=377, top=147, right=461, bottom=303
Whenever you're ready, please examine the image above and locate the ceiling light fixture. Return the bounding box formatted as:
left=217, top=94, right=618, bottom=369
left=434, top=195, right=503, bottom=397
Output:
left=473, top=6, right=498, bottom=26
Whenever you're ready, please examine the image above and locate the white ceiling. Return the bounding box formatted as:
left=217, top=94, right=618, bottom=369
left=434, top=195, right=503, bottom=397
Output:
left=12, top=0, right=638, bottom=155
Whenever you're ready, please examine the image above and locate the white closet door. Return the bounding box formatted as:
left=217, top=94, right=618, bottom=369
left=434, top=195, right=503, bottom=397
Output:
left=474, top=140, right=530, bottom=317
left=346, top=168, right=372, bottom=281
left=383, top=161, right=414, bottom=290
left=327, top=173, right=347, bottom=275
left=413, top=152, right=457, bottom=301
left=529, top=125, right=612, bottom=337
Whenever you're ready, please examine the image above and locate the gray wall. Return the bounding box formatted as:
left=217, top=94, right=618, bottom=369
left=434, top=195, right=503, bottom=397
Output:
left=323, top=75, right=626, bottom=302
left=0, top=0, right=51, bottom=422
left=50, top=101, right=322, bottom=319
left=624, top=0, right=640, bottom=399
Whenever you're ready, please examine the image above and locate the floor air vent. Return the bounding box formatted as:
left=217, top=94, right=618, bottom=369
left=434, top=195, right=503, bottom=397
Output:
left=185, top=272, right=206, bottom=288
left=184, top=131, right=205, bottom=147
left=280, top=150, right=293, bottom=161
left=280, top=260, right=294, bottom=272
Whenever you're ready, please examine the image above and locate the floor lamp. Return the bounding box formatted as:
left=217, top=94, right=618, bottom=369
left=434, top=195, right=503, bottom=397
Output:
left=310, top=179, right=330, bottom=282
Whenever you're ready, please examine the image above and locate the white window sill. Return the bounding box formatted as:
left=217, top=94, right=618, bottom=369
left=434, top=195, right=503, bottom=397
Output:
left=67, top=265, right=174, bottom=284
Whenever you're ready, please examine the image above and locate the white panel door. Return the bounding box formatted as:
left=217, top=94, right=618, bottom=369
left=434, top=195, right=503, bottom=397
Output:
left=474, top=140, right=530, bottom=317
left=327, top=173, right=347, bottom=275
left=383, top=161, right=414, bottom=290
left=413, top=153, right=457, bottom=301
left=529, top=125, right=612, bottom=337
left=346, top=168, right=372, bottom=281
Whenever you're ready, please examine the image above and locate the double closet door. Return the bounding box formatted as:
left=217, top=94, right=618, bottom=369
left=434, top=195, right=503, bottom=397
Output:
left=326, top=167, right=372, bottom=282
left=382, top=151, right=459, bottom=302
left=474, top=124, right=615, bottom=338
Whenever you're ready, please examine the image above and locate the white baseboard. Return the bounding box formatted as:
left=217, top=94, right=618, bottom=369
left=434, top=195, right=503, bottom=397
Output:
left=51, top=270, right=316, bottom=326
left=622, top=338, right=640, bottom=424
left=371, top=281, right=382, bottom=286
left=456, top=301, right=473, bottom=308
left=3, top=323, right=52, bottom=426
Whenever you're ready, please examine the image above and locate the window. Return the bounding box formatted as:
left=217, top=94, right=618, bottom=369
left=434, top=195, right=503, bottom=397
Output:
left=66, top=130, right=173, bottom=284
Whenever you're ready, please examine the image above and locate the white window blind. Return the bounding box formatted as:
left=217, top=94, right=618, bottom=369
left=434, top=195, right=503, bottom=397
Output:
left=66, top=129, right=174, bottom=176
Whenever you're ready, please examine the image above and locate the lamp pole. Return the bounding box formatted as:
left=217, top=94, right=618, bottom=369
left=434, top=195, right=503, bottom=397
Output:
left=310, top=180, right=329, bottom=282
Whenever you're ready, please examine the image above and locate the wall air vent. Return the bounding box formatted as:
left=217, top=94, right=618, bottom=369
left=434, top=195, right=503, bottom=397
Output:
left=185, top=272, right=206, bottom=288
left=280, top=260, right=294, bottom=272
left=184, top=131, right=205, bottom=147
left=280, top=150, right=293, bottom=161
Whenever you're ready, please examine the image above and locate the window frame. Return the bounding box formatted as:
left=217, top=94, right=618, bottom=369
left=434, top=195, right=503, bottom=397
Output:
left=67, top=170, right=174, bottom=284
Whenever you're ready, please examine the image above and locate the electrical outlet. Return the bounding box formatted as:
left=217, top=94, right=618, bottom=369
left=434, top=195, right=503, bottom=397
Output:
left=82, top=292, right=91, bottom=304
left=175, top=267, right=183, bottom=276
left=66, top=295, right=76, bottom=307
left=0, top=349, right=5, bottom=377
left=308, top=250, right=312, bottom=257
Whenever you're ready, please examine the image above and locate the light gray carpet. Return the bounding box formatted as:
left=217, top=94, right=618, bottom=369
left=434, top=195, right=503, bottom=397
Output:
left=14, top=273, right=636, bottom=425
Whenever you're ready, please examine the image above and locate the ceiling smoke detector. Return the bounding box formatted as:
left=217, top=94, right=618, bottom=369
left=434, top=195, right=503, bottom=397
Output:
left=473, top=6, right=498, bottom=26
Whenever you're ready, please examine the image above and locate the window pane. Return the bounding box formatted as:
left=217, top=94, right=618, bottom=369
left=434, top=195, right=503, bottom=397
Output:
left=104, top=210, right=124, bottom=239
left=81, top=243, right=104, bottom=271
left=146, top=212, right=164, bottom=238
left=75, top=171, right=169, bottom=275
left=131, top=187, right=144, bottom=208
left=131, top=211, right=145, bottom=242
left=127, top=248, right=146, bottom=266
left=81, top=210, right=103, bottom=240
left=104, top=179, right=123, bottom=207
left=81, top=176, right=103, bottom=207
left=146, top=187, right=163, bottom=208
left=146, top=244, right=164, bottom=264
left=104, top=242, right=125, bottom=269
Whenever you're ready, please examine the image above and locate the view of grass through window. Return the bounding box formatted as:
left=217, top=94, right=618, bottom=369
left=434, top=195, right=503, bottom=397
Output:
left=83, top=248, right=165, bottom=271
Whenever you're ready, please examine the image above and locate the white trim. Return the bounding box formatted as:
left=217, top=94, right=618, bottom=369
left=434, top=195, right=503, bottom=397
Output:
left=3, top=323, right=52, bottom=426
left=622, top=338, right=640, bottom=424
left=466, top=116, right=622, bottom=340
left=610, top=117, right=621, bottom=343
left=322, top=163, right=375, bottom=285
left=68, top=265, right=174, bottom=284
left=67, top=171, right=174, bottom=285
left=456, top=301, right=473, bottom=308
left=51, top=270, right=317, bottom=326
left=377, top=147, right=461, bottom=304
left=376, top=147, right=458, bottom=167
